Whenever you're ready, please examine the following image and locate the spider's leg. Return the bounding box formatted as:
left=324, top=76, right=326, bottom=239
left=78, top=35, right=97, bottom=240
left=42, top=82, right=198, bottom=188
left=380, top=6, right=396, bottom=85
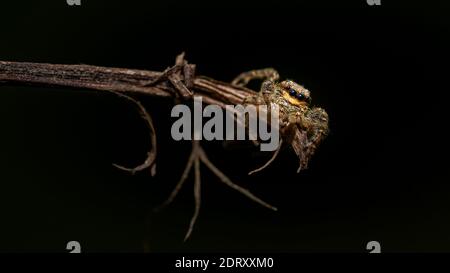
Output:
left=290, top=108, right=329, bottom=172
left=232, top=68, right=280, bottom=87
left=303, top=108, right=329, bottom=151
left=248, top=139, right=283, bottom=175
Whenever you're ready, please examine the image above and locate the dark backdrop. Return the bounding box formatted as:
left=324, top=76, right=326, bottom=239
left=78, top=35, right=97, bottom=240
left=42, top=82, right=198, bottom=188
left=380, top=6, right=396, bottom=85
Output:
left=0, top=0, right=449, bottom=252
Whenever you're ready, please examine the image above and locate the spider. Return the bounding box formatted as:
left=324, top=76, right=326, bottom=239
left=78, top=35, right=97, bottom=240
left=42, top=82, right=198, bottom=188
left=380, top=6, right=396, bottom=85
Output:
left=155, top=66, right=329, bottom=241
left=232, top=68, right=329, bottom=173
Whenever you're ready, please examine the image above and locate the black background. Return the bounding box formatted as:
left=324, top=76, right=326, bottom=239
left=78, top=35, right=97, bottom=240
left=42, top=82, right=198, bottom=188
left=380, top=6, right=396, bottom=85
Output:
left=0, top=0, right=449, bottom=252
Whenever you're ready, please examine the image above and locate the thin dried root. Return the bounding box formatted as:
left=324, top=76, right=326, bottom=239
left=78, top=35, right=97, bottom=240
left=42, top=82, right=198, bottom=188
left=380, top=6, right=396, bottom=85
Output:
left=156, top=140, right=277, bottom=241
left=184, top=154, right=201, bottom=241
left=248, top=139, right=283, bottom=175
left=198, top=147, right=277, bottom=211
left=110, top=91, right=157, bottom=176
left=153, top=149, right=196, bottom=212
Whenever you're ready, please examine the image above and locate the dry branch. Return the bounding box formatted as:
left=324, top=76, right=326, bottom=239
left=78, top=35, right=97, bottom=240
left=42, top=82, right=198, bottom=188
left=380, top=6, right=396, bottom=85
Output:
left=0, top=53, right=314, bottom=240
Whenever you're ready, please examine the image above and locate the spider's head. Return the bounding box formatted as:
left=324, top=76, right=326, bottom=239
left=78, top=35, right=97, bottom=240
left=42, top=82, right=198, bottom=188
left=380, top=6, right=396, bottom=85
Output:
left=278, top=80, right=311, bottom=107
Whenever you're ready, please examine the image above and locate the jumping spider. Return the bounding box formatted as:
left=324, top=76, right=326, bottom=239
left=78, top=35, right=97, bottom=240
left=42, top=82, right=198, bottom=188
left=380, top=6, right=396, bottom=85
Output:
left=232, top=68, right=329, bottom=172
left=155, top=64, right=329, bottom=241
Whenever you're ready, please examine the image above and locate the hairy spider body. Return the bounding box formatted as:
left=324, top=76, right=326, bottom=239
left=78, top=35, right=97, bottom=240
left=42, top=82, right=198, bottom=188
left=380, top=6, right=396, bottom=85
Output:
left=233, top=68, right=329, bottom=171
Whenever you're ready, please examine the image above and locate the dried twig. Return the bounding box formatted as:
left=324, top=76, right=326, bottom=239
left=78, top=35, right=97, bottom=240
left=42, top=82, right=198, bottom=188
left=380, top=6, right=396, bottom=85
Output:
left=109, top=91, right=158, bottom=176
left=0, top=53, right=314, bottom=240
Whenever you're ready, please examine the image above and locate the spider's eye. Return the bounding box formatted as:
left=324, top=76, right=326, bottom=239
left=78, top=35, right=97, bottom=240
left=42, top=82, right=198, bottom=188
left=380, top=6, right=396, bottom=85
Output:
left=289, top=89, right=296, bottom=96
left=296, top=93, right=305, bottom=100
